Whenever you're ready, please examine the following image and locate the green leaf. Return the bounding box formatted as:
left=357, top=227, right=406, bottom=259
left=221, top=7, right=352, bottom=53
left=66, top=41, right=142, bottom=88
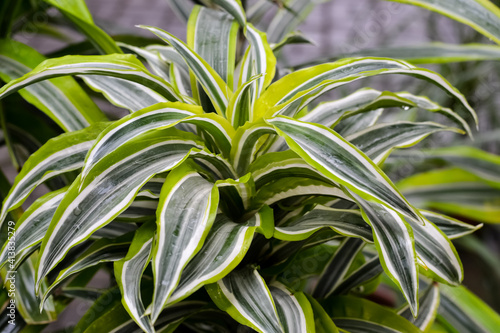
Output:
left=151, top=160, right=219, bottom=323
left=398, top=168, right=500, bottom=223
left=270, top=282, right=315, bottom=333
left=211, top=0, right=246, bottom=27
left=334, top=109, right=383, bottom=137
left=40, top=234, right=132, bottom=308
left=399, top=283, right=440, bottom=332
left=0, top=188, right=66, bottom=269
left=140, top=25, right=232, bottom=116
left=0, top=54, right=183, bottom=104
left=305, top=294, right=339, bottom=333
left=268, top=116, right=425, bottom=223
left=227, top=74, right=262, bottom=128
left=325, top=296, right=422, bottom=333
left=438, top=284, right=500, bottom=333
left=36, top=130, right=204, bottom=289
left=4, top=254, right=57, bottom=324
left=313, top=238, right=365, bottom=299
left=188, top=6, right=239, bottom=88
left=206, top=267, right=284, bottom=333
left=167, top=210, right=270, bottom=306
left=81, top=102, right=234, bottom=182
left=43, top=0, right=121, bottom=54
left=0, top=122, right=109, bottom=223
left=266, top=0, right=318, bottom=43
left=0, top=39, right=107, bottom=132
left=114, top=221, right=155, bottom=333
left=386, top=0, right=500, bottom=44
left=256, top=58, right=477, bottom=129
left=353, top=195, right=419, bottom=316
left=274, top=206, right=373, bottom=242
left=347, top=121, right=461, bottom=164
left=337, top=43, right=500, bottom=64
left=332, top=255, right=383, bottom=296
left=421, top=210, right=482, bottom=239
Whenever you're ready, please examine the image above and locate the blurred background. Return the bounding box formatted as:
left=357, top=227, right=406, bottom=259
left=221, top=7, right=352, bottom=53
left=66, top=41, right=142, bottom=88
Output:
left=3, top=0, right=499, bottom=330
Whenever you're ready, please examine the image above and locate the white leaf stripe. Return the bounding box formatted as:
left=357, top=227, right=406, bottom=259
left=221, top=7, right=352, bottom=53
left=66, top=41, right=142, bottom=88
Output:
left=227, top=75, right=262, bottom=128
left=274, top=206, right=373, bottom=242
left=36, top=137, right=203, bottom=288
left=0, top=55, right=183, bottom=103
left=115, top=222, right=155, bottom=333
left=0, top=188, right=66, bottom=268
left=168, top=215, right=256, bottom=305
left=140, top=25, right=231, bottom=115
left=422, top=210, right=482, bottom=239
left=409, top=217, right=463, bottom=285
left=209, top=268, right=283, bottom=333
left=314, top=238, right=365, bottom=299
left=268, top=116, right=424, bottom=223
left=0, top=55, right=91, bottom=131
left=270, top=283, right=309, bottom=333
left=40, top=238, right=131, bottom=308
left=0, top=123, right=109, bottom=223
left=354, top=194, right=419, bottom=316
left=151, top=162, right=218, bottom=322
left=212, top=0, right=246, bottom=27
left=332, top=256, right=383, bottom=295
left=245, top=24, right=271, bottom=99
left=399, top=284, right=440, bottom=331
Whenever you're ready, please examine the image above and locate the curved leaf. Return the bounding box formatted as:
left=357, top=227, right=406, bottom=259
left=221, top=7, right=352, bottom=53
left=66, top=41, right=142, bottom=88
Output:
left=270, top=283, right=314, bottom=333
left=399, top=283, right=440, bottom=332
left=0, top=39, right=106, bottom=132
left=0, top=122, right=109, bottom=223
left=421, top=210, right=482, bottom=239
left=206, top=267, right=283, bottom=333
left=151, top=160, right=219, bottom=323
left=268, top=116, right=425, bottom=223
left=36, top=130, right=204, bottom=288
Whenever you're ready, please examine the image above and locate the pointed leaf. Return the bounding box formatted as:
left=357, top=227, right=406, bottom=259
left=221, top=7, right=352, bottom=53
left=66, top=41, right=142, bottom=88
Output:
left=399, top=283, right=440, bottom=332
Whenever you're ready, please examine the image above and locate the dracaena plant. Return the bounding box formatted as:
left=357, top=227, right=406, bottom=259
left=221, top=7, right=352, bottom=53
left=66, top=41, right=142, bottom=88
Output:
left=0, top=0, right=499, bottom=332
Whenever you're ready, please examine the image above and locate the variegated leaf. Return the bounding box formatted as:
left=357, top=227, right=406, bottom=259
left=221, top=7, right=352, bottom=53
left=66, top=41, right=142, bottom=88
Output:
left=151, top=160, right=218, bottom=323
left=269, top=282, right=314, bottom=333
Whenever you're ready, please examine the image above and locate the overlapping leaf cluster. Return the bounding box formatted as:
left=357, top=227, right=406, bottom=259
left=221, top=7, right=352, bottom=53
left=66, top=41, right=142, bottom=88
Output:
left=0, top=0, right=499, bottom=332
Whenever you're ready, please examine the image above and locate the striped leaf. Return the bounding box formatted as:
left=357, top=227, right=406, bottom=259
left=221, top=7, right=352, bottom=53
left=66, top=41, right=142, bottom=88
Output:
left=230, top=120, right=276, bottom=176
left=421, top=210, right=482, bottom=239
left=81, top=102, right=234, bottom=181
left=40, top=234, right=133, bottom=308
left=398, top=168, right=500, bottom=223
left=0, top=39, right=106, bottom=132
left=188, top=6, right=239, bottom=89
left=267, top=0, right=318, bottom=43
left=206, top=267, right=284, bottom=333
left=353, top=195, right=419, bottom=316
left=216, top=173, right=254, bottom=218
left=334, top=109, right=383, bottom=137
left=36, top=130, right=204, bottom=288
left=227, top=75, right=263, bottom=129
left=0, top=122, right=109, bottom=223
left=81, top=75, right=170, bottom=112
left=114, top=221, right=155, bottom=333
left=44, top=0, right=121, bottom=54
left=118, top=42, right=171, bottom=80
left=325, top=296, right=421, bottom=333
left=255, top=58, right=477, bottom=128
left=269, top=283, right=314, bottom=333
left=3, top=254, right=57, bottom=324
left=0, top=54, right=182, bottom=104
left=274, top=206, right=373, bottom=242
left=406, top=215, right=463, bottom=286
left=243, top=24, right=277, bottom=102
left=167, top=209, right=272, bottom=306
left=386, top=0, right=500, bottom=44
left=399, top=283, right=440, bottom=332
left=211, top=0, right=246, bottom=27
left=346, top=121, right=461, bottom=164
left=268, top=116, right=425, bottom=223
left=151, top=160, right=219, bottom=323
left=249, top=150, right=331, bottom=190
left=166, top=0, right=194, bottom=22
left=313, top=238, right=365, bottom=299
left=338, top=43, right=500, bottom=64
left=0, top=188, right=66, bottom=269
left=140, top=25, right=232, bottom=116
left=301, top=88, right=470, bottom=135
left=438, top=284, right=500, bottom=333
left=332, top=256, right=383, bottom=296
